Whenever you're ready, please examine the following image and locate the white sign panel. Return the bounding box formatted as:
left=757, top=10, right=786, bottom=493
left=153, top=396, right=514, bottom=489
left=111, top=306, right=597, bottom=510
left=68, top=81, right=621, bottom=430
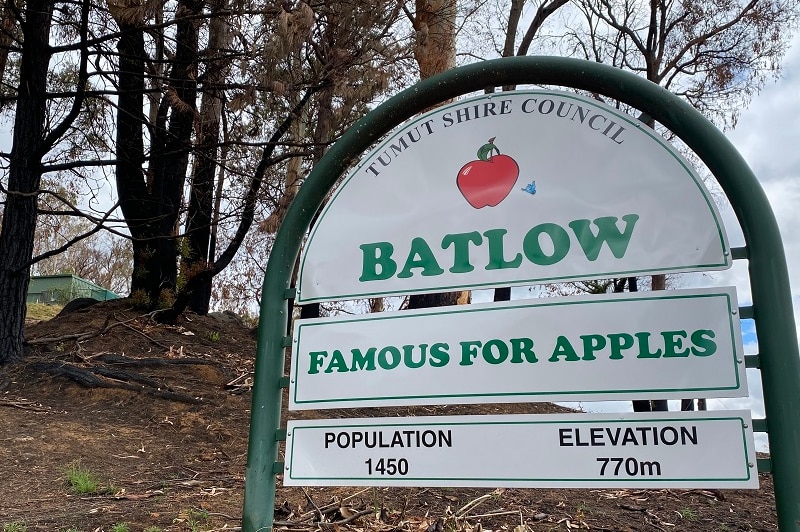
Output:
left=297, top=90, right=730, bottom=303
left=289, top=288, right=746, bottom=410
left=284, top=411, right=758, bottom=488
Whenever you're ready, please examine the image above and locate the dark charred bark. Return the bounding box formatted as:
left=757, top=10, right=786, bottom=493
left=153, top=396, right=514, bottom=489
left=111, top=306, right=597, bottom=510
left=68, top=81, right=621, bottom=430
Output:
left=407, top=292, right=460, bottom=309
left=0, top=0, right=54, bottom=363
left=156, top=89, right=317, bottom=323
left=147, top=0, right=200, bottom=304
left=184, top=0, right=232, bottom=315
left=116, top=0, right=200, bottom=307
left=115, top=19, right=151, bottom=296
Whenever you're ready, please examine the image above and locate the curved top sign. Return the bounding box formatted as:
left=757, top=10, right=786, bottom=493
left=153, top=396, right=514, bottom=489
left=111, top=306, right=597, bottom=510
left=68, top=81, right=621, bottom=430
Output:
left=297, top=90, right=730, bottom=303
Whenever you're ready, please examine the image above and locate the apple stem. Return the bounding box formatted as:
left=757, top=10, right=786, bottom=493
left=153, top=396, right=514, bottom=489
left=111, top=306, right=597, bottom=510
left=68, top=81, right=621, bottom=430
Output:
left=477, top=138, right=500, bottom=161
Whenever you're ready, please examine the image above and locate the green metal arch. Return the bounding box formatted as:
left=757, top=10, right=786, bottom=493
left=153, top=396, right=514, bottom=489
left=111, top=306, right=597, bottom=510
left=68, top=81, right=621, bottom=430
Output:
left=243, top=56, right=800, bottom=531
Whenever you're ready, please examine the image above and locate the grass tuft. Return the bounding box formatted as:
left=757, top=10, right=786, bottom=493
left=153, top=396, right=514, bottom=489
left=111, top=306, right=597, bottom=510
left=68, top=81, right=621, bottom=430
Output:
left=3, top=522, right=27, bottom=532
left=187, top=509, right=209, bottom=532
left=64, top=461, right=103, bottom=495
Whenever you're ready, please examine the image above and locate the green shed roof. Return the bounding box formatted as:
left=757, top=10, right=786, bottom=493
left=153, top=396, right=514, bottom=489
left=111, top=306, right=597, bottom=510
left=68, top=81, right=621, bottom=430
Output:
left=27, top=274, right=120, bottom=304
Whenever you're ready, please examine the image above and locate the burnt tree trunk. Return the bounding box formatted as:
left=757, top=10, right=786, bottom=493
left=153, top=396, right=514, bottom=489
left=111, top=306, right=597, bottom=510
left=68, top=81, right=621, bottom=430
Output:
left=0, top=0, right=54, bottom=363
left=146, top=0, right=200, bottom=304
left=115, top=0, right=200, bottom=307
left=184, top=0, right=230, bottom=314
left=115, top=17, right=151, bottom=297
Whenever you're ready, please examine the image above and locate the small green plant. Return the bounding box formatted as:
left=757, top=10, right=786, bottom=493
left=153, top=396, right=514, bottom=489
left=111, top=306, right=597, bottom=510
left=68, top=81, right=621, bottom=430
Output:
left=207, top=331, right=220, bottom=342
left=130, top=289, right=151, bottom=309
left=187, top=509, right=209, bottom=532
left=144, top=527, right=163, bottom=532
left=3, top=522, right=27, bottom=532
left=64, top=461, right=103, bottom=495
left=575, top=502, right=587, bottom=521
left=157, top=288, right=176, bottom=309
left=679, top=508, right=697, bottom=521
left=110, top=524, right=129, bottom=532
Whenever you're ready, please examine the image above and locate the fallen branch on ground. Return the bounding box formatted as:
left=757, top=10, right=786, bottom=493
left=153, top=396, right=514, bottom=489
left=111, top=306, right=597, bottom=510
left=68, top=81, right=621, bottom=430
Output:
left=31, top=362, right=202, bottom=404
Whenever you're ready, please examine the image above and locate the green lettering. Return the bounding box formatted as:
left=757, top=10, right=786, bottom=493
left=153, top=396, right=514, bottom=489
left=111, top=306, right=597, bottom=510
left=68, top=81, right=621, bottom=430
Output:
left=350, top=347, right=376, bottom=371
left=482, top=339, right=509, bottom=364
left=441, top=232, right=482, bottom=273
left=308, top=350, right=328, bottom=374
left=568, top=214, right=639, bottom=261
left=403, top=344, right=427, bottom=369
left=607, top=333, right=634, bottom=360
left=580, top=334, right=607, bottom=361
left=691, top=329, right=717, bottom=357
left=325, top=349, right=349, bottom=373
left=460, top=340, right=482, bottom=366
left=359, top=242, right=397, bottom=281
left=377, top=346, right=402, bottom=369
left=635, top=332, right=663, bottom=358
left=430, top=342, right=450, bottom=367
left=397, top=237, right=445, bottom=278
left=549, top=336, right=580, bottom=362
left=523, top=223, right=571, bottom=266
left=510, top=337, right=538, bottom=363
left=483, top=229, right=523, bottom=270
left=661, top=330, right=690, bottom=357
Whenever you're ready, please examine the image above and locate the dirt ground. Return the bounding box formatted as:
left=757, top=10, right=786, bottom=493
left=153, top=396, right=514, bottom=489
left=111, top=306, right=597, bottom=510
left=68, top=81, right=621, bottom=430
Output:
left=0, top=300, right=779, bottom=531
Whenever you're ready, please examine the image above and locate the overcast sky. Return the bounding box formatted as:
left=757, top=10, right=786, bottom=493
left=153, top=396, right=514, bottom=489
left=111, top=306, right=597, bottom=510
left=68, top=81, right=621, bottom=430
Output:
left=712, top=35, right=800, bottom=450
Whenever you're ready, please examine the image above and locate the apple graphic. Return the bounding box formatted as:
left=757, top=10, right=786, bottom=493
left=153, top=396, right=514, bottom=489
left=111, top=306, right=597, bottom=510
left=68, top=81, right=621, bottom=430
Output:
left=456, top=137, right=520, bottom=209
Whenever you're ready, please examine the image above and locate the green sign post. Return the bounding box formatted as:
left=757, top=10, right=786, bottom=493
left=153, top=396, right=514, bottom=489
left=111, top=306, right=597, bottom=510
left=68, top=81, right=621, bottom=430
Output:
left=242, top=57, right=800, bottom=531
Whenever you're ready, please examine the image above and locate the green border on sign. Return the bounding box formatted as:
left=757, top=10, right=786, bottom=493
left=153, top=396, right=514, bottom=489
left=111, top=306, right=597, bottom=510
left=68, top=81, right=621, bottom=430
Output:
left=291, top=289, right=743, bottom=406
left=285, top=415, right=753, bottom=484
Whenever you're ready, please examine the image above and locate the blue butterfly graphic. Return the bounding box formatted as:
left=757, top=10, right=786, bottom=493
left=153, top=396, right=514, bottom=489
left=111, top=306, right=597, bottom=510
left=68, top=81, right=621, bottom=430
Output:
left=521, top=180, right=536, bottom=195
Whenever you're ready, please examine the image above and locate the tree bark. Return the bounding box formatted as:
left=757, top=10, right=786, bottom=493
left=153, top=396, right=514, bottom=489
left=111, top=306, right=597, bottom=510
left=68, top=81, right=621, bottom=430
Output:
left=114, top=16, right=150, bottom=297
left=184, top=0, right=231, bottom=314
left=0, top=0, right=54, bottom=363
left=0, top=0, right=19, bottom=90
left=412, top=0, right=456, bottom=80
left=115, top=0, right=200, bottom=307
left=147, top=0, right=200, bottom=304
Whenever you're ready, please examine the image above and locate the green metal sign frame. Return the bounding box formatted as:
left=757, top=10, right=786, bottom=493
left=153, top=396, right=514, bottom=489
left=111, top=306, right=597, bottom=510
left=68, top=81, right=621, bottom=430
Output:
left=242, top=56, right=800, bottom=531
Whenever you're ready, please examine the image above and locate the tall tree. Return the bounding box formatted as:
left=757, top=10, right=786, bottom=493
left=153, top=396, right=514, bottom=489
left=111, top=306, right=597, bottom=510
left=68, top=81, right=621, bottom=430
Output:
left=0, top=0, right=91, bottom=363
left=111, top=0, right=201, bottom=309
left=181, top=0, right=232, bottom=314
left=106, top=1, right=410, bottom=320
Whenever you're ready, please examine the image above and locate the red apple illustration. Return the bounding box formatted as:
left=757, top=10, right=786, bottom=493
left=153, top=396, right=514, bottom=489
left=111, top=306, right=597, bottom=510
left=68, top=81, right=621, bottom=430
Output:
left=456, top=137, right=520, bottom=209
